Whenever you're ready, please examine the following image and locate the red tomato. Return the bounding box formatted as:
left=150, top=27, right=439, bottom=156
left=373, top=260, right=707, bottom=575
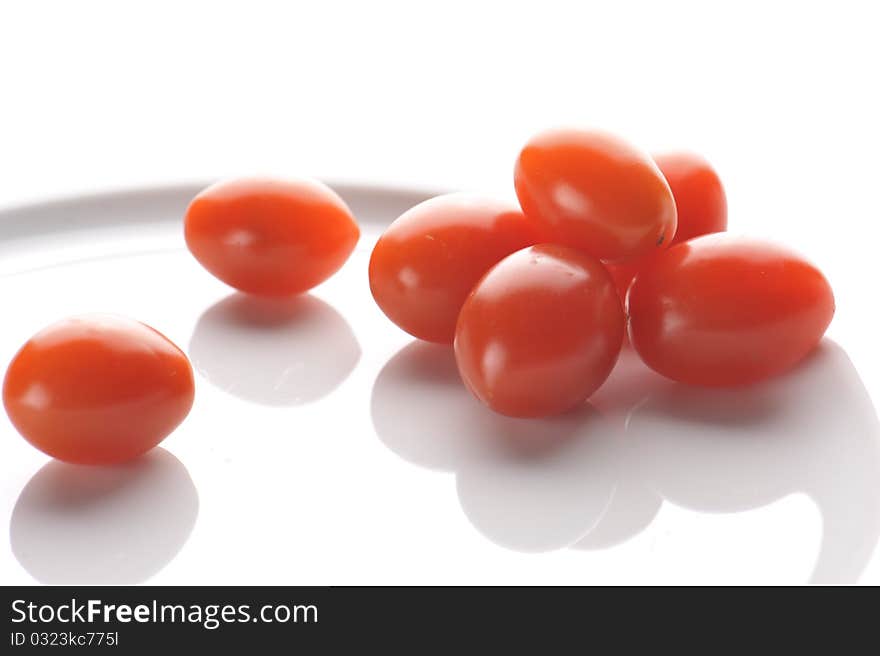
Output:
left=369, top=194, right=542, bottom=343
left=654, top=152, right=728, bottom=243
left=627, top=235, right=834, bottom=386
left=606, top=259, right=644, bottom=304
left=3, top=316, right=195, bottom=464
left=607, top=152, right=728, bottom=298
left=185, top=177, right=360, bottom=296
left=514, top=129, right=677, bottom=261
left=454, top=244, right=624, bottom=417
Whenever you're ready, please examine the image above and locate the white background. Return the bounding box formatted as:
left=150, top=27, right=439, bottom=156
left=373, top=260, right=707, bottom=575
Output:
left=1, top=1, right=879, bottom=584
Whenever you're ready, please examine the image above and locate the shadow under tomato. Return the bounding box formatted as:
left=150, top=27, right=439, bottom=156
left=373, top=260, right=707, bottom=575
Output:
left=10, top=448, right=198, bottom=585
left=599, top=340, right=880, bottom=584
left=188, top=292, right=361, bottom=406
left=372, top=339, right=880, bottom=583
left=371, top=341, right=620, bottom=553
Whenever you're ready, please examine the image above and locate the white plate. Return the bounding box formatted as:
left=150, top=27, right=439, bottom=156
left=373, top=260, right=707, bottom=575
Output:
left=1, top=183, right=878, bottom=585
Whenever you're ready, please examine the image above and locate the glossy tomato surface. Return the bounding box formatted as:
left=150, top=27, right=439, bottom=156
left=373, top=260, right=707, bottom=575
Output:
left=607, top=152, right=728, bottom=298
left=654, top=152, right=727, bottom=243
left=369, top=194, right=542, bottom=343
left=454, top=244, right=624, bottom=417
left=627, top=235, right=834, bottom=386
left=514, top=129, right=676, bottom=262
left=185, top=177, right=360, bottom=296
left=3, top=316, right=195, bottom=464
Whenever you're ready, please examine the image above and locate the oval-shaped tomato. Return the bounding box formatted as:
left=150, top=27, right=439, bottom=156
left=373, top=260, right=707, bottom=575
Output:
left=627, top=235, right=834, bottom=386
left=455, top=244, right=624, bottom=417
left=3, top=316, right=195, bottom=464
left=607, top=152, right=728, bottom=298
left=185, top=177, right=360, bottom=296
left=369, top=194, right=542, bottom=343
left=655, top=152, right=727, bottom=243
left=514, top=129, right=677, bottom=261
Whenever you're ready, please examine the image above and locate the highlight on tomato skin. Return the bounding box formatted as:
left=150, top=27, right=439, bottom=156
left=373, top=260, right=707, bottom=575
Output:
left=184, top=177, right=360, bottom=297
left=369, top=193, right=544, bottom=344
left=653, top=152, right=727, bottom=244
left=2, top=315, right=195, bottom=465
left=514, top=128, right=677, bottom=262
left=454, top=244, right=625, bottom=418
left=607, top=151, right=728, bottom=299
left=626, top=235, right=835, bottom=387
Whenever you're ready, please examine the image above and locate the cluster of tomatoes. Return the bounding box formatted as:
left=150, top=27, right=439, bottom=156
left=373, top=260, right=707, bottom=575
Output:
left=371, top=129, right=834, bottom=417
left=2, top=127, right=834, bottom=466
